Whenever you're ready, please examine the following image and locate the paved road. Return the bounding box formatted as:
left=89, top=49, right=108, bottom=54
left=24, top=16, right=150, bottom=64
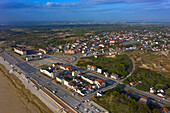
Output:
left=1, top=51, right=79, bottom=113
left=126, top=86, right=170, bottom=105
left=2, top=51, right=170, bottom=111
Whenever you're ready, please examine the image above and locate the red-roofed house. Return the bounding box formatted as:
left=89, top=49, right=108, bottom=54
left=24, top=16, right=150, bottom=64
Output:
left=160, top=107, right=170, bottom=113
left=94, top=79, right=106, bottom=88
left=14, top=47, right=27, bottom=55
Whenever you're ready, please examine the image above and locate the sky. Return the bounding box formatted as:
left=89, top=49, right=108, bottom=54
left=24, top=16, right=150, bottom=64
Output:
left=0, top=0, right=170, bottom=23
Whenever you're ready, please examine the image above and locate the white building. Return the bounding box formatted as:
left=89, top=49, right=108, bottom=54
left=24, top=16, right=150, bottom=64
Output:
left=150, top=87, right=155, bottom=93
left=40, top=67, right=55, bottom=78
left=157, top=93, right=165, bottom=97
left=111, top=73, right=119, bottom=79
left=97, top=68, right=102, bottom=74
left=14, top=47, right=27, bottom=55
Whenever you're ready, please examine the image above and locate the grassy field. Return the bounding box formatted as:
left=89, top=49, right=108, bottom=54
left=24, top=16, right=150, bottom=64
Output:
left=76, top=54, right=133, bottom=78
left=124, top=49, right=170, bottom=97
left=91, top=84, right=160, bottom=113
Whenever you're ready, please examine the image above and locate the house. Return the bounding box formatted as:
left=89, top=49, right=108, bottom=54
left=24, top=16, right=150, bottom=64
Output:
left=110, top=40, right=116, bottom=43
left=56, top=76, right=63, bottom=83
left=150, top=87, right=155, bottom=93
left=14, top=47, right=27, bottom=55
left=99, top=43, right=105, bottom=47
left=157, top=93, right=165, bottom=97
left=59, top=65, right=74, bottom=70
left=94, top=79, right=106, bottom=88
left=104, top=72, right=110, bottom=77
left=40, top=67, right=55, bottom=78
left=160, top=107, right=170, bottom=113
left=130, top=82, right=135, bottom=86
left=77, top=89, right=86, bottom=96
left=157, top=89, right=165, bottom=93
left=72, top=70, right=81, bottom=76
left=97, top=68, right=102, bottom=74
left=87, top=64, right=97, bottom=71
left=94, top=55, right=97, bottom=58
left=39, top=48, right=49, bottom=54
left=63, top=79, right=69, bottom=87
left=59, top=45, right=63, bottom=49
left=64, top=49, right=76, bottom=54
left=52, top=62, right=62, bottom=67
left=111, top=73, right=119, bottom=79
left=65, top=66, right=74, bottom=70
left=96, top=91, right=104, bottom=97
left=139, top=97, right=148, bottom=104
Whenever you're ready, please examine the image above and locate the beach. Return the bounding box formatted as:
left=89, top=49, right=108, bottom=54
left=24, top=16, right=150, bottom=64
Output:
left=0, top=64, right=53, bottom=113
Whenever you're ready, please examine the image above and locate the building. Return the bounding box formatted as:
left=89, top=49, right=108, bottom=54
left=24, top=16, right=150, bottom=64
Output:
left=65, top=66, right=74, bottom=70
left=39, top=48, right=49, bottom=54
left=52, top=62, right=62, bottom=67
left=59, top=65, right=74, bottom=70
left=99, top=43, right=105, bottom=47
left=97, top=68, right=102, bottom=73
left=139, top=97, right=148, bottom=104
left=81, top=75, right=96, bottom=84
left=104, top=72, right=110, bottom=77
left=150, top=87, right=155, bottom=93
left=94, top=79, right=106, bottom=88
left=130, top=82, right=135, bottom=86
left=160, top=107, right=170, bottom=113
left=64, top=49, right=76, bottom=54
left=96, top=91, right=104, bottom=97
left=72, top=70, right=81, bottom=76
left=14, top=47, right=27, bottom=55
left=111, top=73, right=119, bottom=79
left=56, top=76, right=63, bottom=83
left=157, top=93, right=165, bottom=97
left=40, top=67, right=55, bottom=78
left=87, top=64, right=97, bottom=71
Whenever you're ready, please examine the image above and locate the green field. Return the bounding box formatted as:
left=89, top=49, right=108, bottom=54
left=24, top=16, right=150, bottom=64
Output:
left=76, top=54, right=132, bottom=78
left=91, top=84, right=160, bottom=113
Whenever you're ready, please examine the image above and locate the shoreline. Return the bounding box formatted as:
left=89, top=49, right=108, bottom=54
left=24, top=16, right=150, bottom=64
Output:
left=0, top=56, right=65, bottom=113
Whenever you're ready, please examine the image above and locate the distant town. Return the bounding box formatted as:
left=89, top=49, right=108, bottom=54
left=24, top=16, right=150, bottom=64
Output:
left=0, top=24, right=170, bottom=113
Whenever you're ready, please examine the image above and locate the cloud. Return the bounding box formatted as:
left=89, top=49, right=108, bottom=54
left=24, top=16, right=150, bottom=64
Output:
left=0, top=0, right=169, bottom=10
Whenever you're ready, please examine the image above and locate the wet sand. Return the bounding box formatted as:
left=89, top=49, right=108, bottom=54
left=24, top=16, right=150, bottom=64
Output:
left=0, top=64, right=53, bottom=113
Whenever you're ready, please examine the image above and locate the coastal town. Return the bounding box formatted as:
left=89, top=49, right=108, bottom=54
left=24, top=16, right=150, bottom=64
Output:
left=0, top=24, right=170, bottom=113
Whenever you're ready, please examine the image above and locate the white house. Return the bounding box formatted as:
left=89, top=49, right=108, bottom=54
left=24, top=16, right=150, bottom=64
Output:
left=14, top=47, right=27, bottom=55
left=97, top=68, right=102, bottom=74
left=111, top=73, right=119, bottom=79
left=94, top=79, right=106, bottom=89
left=63, top=79, right=69, bottom=87
left=157, top=93, right=165, bottom=97
left=39, top=48, right=47, bottom=54
left=150, top=87, right=155, bottom=93
left=40, top=67, right=55, bottom=78
left=104, top=72, right=110, bottom=77
left=96, top=92, right=104, bottom=97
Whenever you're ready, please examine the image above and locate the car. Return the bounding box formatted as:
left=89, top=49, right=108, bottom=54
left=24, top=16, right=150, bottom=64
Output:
left=84, top=108, right=89, bottom=112
left=87, top=99, right=90, bottom=102
left=96, top=109, right=101, bottom=112
left=163, top=98, right=165, bottom=100
left=91, top=105, right=96, bottom=109
left=89, top=103, right=92, bottom=106
left=52, top=90, right=57, bottom=93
